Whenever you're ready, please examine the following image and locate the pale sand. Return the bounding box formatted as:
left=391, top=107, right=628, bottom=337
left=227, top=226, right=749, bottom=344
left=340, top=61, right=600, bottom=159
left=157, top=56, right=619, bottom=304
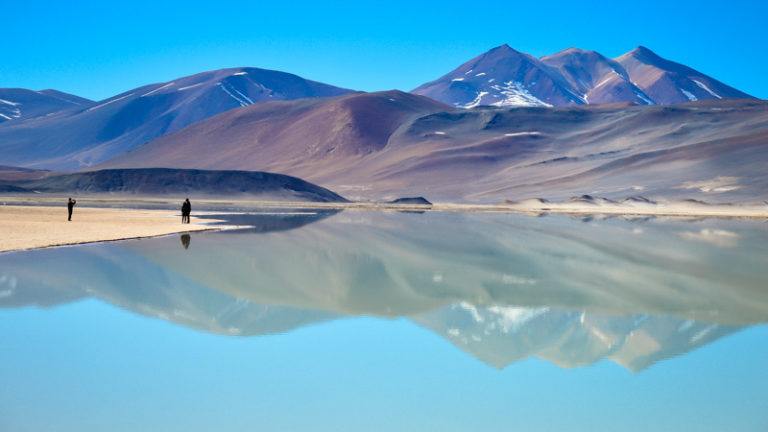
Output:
left=0, top=205, right=214, bottom=253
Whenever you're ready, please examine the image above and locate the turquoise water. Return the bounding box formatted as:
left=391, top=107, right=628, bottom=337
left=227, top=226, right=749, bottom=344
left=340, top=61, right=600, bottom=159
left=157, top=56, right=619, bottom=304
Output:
left=1, top=210, right=767, bottom=431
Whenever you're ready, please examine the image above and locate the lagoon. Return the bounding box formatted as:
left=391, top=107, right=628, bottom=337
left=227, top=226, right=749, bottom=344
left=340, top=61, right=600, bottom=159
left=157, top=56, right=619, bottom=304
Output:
left=1, top=209, right=766, bottom=431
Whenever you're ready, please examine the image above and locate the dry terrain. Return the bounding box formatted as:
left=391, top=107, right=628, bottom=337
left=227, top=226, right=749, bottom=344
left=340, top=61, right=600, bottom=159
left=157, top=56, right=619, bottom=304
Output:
left=0, top=204, right=214, bottom=253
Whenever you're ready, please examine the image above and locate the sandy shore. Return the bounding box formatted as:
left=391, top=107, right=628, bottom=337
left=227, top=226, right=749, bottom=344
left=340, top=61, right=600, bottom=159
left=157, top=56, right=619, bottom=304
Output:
left=5, top=196, right=765, bottom=217
left=0, top=205, right=214, bottom=253
left=1, top=196, right=766, bottom=253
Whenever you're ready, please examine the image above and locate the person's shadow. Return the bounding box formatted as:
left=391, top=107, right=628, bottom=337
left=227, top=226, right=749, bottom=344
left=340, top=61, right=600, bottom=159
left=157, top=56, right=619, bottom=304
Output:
left=180, top=233, right=191, bottom=250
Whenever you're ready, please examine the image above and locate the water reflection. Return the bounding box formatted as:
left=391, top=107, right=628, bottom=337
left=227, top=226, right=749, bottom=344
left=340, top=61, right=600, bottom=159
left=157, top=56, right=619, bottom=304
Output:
left=1, top=210, right=766, bottom=370
left=197, top=208, right=340, bottom=233
left=180, top=233, right=191, bottom=250
left=414, top=305, right=739, bottom=371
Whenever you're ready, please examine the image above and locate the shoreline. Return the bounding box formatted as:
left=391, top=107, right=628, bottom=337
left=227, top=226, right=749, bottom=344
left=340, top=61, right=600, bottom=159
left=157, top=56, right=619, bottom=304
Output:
left=2, top=196, right=767, bottom=217
left=229, top=200, right=768, bottom=218
left=0, top=205, right=223, bottom=254
left=2, top=198, right=767, bottom=254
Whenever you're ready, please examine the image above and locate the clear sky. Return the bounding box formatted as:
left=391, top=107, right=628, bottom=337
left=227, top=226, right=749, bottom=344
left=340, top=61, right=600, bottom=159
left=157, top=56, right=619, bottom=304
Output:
left=4, top=0, right=767, bottom=101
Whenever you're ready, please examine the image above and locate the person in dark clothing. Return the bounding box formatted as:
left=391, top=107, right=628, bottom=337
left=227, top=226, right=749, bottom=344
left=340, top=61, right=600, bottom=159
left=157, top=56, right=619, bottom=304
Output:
left=181, top=198, right=191, bottom=224
left=67, top=198, right=76, bottom=221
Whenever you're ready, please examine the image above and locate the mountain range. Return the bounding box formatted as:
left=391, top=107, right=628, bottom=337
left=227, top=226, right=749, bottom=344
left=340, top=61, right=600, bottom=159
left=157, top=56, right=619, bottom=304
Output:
left=97, top=93, right=768, bottom=202
left=412, top=45, right=754, bottom=108
left=0, top=67, right=351, bottom=169
left=0, top=45, right=763, bottom=202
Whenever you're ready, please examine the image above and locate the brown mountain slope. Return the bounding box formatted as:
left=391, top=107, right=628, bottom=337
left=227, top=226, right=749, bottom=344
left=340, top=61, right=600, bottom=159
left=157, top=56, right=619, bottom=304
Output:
left=614, top=46, right=754, bottom=104
left=540, top=48, right=654, bottom=105
left=99, top=94, right=768, bottom=203
left=98, top=90, right=452, bottom=184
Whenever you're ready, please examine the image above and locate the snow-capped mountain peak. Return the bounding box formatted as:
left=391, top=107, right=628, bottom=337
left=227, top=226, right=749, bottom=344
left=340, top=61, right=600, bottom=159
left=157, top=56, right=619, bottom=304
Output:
left=412, top=44, right=584, bottom=109
left=412, top=45, right=754, bottom=108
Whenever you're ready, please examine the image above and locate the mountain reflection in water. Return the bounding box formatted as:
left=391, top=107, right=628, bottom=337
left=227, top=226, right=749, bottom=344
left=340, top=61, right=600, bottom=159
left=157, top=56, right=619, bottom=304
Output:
left=1, top=209, right=766, bottom=371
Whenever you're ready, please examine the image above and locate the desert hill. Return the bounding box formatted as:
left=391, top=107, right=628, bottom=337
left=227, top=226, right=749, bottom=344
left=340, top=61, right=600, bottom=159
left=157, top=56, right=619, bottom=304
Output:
left=1, top=168, right=347, bottom=202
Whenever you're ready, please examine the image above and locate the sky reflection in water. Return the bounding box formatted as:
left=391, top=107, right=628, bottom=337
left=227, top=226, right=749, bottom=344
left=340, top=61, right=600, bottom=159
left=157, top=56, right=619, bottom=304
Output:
left=1, top=210, right=766, bottom=431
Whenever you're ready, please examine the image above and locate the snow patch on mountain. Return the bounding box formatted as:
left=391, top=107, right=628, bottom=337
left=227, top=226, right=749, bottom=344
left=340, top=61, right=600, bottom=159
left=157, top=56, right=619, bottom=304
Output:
left=681, top=89, right=698, bottom=102
left=693, top=80, right=722, bottom=99
left=634, top=89, right=655, bottom=105
left=594, top=71, right=621, bottom=89
left=462, top=91, right=489, bottom=109
left=0, top=99, right=21, bottom=120
left=503, top=132, right=540, bottom=137
left=490, top=81, right=551, bottom=107
left=141, top=83, right=175, bottom=97
left=87, top=93, right=134, bottom=111
left=178, top=82, right=206, bottom=91
left=217, top=82, right=253, bottom=107
left=231, top=86, right=254, bottom=104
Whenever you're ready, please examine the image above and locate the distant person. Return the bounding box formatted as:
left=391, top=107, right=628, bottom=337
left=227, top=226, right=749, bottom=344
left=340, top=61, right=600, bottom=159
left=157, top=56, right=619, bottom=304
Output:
left=67, top=197, right=76, bottom=221
left=181, top=198, right=191, bottom=224
left=180, top=233, right=191, bottom=250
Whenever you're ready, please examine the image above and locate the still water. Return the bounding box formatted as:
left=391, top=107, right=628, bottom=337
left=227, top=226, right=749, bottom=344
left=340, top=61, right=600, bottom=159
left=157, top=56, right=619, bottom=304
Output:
left=1, top=210, right=767, bottom=431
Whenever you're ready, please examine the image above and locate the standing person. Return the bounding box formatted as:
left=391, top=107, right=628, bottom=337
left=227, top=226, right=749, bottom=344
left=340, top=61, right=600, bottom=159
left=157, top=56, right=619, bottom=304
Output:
left=181, top=198, right=191, bottom=224
left=67, top=197, right=76, bottom=221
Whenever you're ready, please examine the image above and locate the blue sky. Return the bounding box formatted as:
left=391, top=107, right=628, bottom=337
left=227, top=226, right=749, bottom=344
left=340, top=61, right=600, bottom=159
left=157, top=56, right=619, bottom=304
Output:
left=4, top=0, right=767, bottom=101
